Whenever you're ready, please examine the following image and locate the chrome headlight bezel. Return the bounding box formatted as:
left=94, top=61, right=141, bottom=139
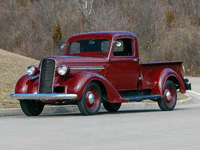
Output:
left=27, top=65, right=35, bottom=76
left=58, top=65, right=68, bottom=76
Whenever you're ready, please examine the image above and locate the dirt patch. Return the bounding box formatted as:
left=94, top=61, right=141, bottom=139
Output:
left=0, top=49, right=39, bottom=109
left=177, top=92, right=188, bottom=100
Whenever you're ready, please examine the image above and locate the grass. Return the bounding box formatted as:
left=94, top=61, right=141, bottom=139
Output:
left=0, top=49, right=39, bottom=109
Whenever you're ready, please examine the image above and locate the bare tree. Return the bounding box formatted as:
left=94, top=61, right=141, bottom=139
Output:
left=0, top=0, right=199, bottom=75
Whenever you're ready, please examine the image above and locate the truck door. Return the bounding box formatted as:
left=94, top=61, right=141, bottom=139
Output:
left=105, top=38, right=139, bottom=91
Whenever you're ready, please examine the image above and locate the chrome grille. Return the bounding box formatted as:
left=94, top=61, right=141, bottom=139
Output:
left=39, top=59, right=55, bottom=94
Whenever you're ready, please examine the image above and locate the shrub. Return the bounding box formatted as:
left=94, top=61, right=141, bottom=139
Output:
left=52, top=19, right=63, bottom=48
left=166, top=9, right=175, bottom=28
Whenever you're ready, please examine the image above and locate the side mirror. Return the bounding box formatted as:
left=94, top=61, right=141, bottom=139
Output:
left=115, top=41, right=122, bottom=47
left=60, top=44, right=66, bottom=49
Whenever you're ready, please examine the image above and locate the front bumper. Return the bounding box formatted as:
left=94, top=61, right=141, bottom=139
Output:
left=10, top=94, right=77, bottom=101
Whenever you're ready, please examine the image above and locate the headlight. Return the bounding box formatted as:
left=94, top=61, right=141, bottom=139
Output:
left=58, top=65, right=68, bottom=76
left=182, top=65, right=185, bottom=74
left=27, top=65, right=35, bottom=76
left=27, top=65, right=40, bottom=76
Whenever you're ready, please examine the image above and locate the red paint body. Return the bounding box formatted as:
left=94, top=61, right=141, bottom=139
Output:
left=15, top=31, right=187, bottom=103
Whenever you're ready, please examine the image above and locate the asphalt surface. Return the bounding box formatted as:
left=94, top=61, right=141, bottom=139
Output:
left=0, top=102, right=200, bottom=150
left=0, top=77, right=200, bottom=150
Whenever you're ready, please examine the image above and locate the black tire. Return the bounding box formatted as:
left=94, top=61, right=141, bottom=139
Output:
left=158, top=80, right=177, bottom=111
left=78, top=82, right=102, bottom=115
left=20, top=100, right=44, bottom=116
left=103, top=102, right=121, bottom=112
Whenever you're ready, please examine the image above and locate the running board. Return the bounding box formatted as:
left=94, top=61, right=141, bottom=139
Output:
left=128, top=95, right=161, bottom=102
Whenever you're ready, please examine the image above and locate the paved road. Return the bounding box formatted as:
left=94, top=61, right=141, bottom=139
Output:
left=0, top=77, right=200, bottom=150
left=186, top=77, right=200, bottom=101
left=0, top=103, right=200, bottom=150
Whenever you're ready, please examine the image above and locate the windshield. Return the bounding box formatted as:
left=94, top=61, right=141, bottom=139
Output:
left=67, top=39, right=109, bottom=55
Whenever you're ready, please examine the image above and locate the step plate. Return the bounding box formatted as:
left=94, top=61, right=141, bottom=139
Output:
left=128, top=95, right=161, bottom=102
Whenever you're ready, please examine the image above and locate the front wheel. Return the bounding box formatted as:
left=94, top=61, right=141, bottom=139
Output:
left=103, top=102, right=121, bottom=112
left=20, top=100, right=44, bottom=116
left=158, top=80, right=177, bottom=111
left=78, top=82, right=102, bottom=115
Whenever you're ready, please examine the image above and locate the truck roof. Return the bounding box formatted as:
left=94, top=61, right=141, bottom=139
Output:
left=68, top=31, right=136, bottom=42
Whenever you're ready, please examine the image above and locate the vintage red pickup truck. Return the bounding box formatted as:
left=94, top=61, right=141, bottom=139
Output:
left=10, top=31, right=191, bottom=116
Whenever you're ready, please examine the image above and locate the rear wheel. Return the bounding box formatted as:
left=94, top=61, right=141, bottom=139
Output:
left=20, top=100, right=44, bottom=116
left=78, top=82, right=102, bottom=115
left=158, top=80, right=177, bottom=111
left=103, top=102, right=121, bottom=112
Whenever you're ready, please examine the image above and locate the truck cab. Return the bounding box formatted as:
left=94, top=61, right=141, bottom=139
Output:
left=10, top=31, right=191, bottom=116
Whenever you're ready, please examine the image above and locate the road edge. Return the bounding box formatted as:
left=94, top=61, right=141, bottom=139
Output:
left=0, top=97, right=194, bottom=117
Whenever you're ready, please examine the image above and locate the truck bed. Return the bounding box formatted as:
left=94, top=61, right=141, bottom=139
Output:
left=139, top=61, right=184, bottom=90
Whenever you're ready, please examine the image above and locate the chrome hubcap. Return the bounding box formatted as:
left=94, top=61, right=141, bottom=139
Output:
left=88, top=93, right=95, bottom=104
left=166, top=91, right=172, bottom=101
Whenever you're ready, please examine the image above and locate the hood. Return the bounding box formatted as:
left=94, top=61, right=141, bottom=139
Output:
left=43, top=55, right=109, bottom=67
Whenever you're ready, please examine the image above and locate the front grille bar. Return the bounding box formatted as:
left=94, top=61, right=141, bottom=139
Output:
left=39, top=59, right=55, bottom=94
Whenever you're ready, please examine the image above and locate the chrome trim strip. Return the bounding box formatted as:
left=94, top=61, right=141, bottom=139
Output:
left=29, top=74, right=39, bottom=80
left=38, top=59, right=43, bottom=93
left=10, top=94, right=77, bottom=101
left=70, top=66, right=105, bottom=72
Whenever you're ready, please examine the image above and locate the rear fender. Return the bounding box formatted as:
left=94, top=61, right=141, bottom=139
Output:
left=151, top=68, right=186, bottom=96
left=67, top=72, right=122, bottom=102
left=15, top=74, right=39, bottom=94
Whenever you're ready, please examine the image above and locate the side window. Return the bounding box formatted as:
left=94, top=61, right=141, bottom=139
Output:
left=69, top=42, right=80, bottom=54
left=113, top=39, right=133, bottom=56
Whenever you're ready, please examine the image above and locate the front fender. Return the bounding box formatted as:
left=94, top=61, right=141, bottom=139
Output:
left=151, top=68, right=186, bottom=97
left=67, top=72, right=122, bottom=102
left=15, top=74, right=39, bottom=95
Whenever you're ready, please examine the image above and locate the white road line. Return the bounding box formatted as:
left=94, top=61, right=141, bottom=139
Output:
left=187, top=90, right=200, bottom=97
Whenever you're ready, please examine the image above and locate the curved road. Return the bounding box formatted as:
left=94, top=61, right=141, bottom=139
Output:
left=0, top=77, right=200, bottom=150
left=186, top=77, right=200, bottom=101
